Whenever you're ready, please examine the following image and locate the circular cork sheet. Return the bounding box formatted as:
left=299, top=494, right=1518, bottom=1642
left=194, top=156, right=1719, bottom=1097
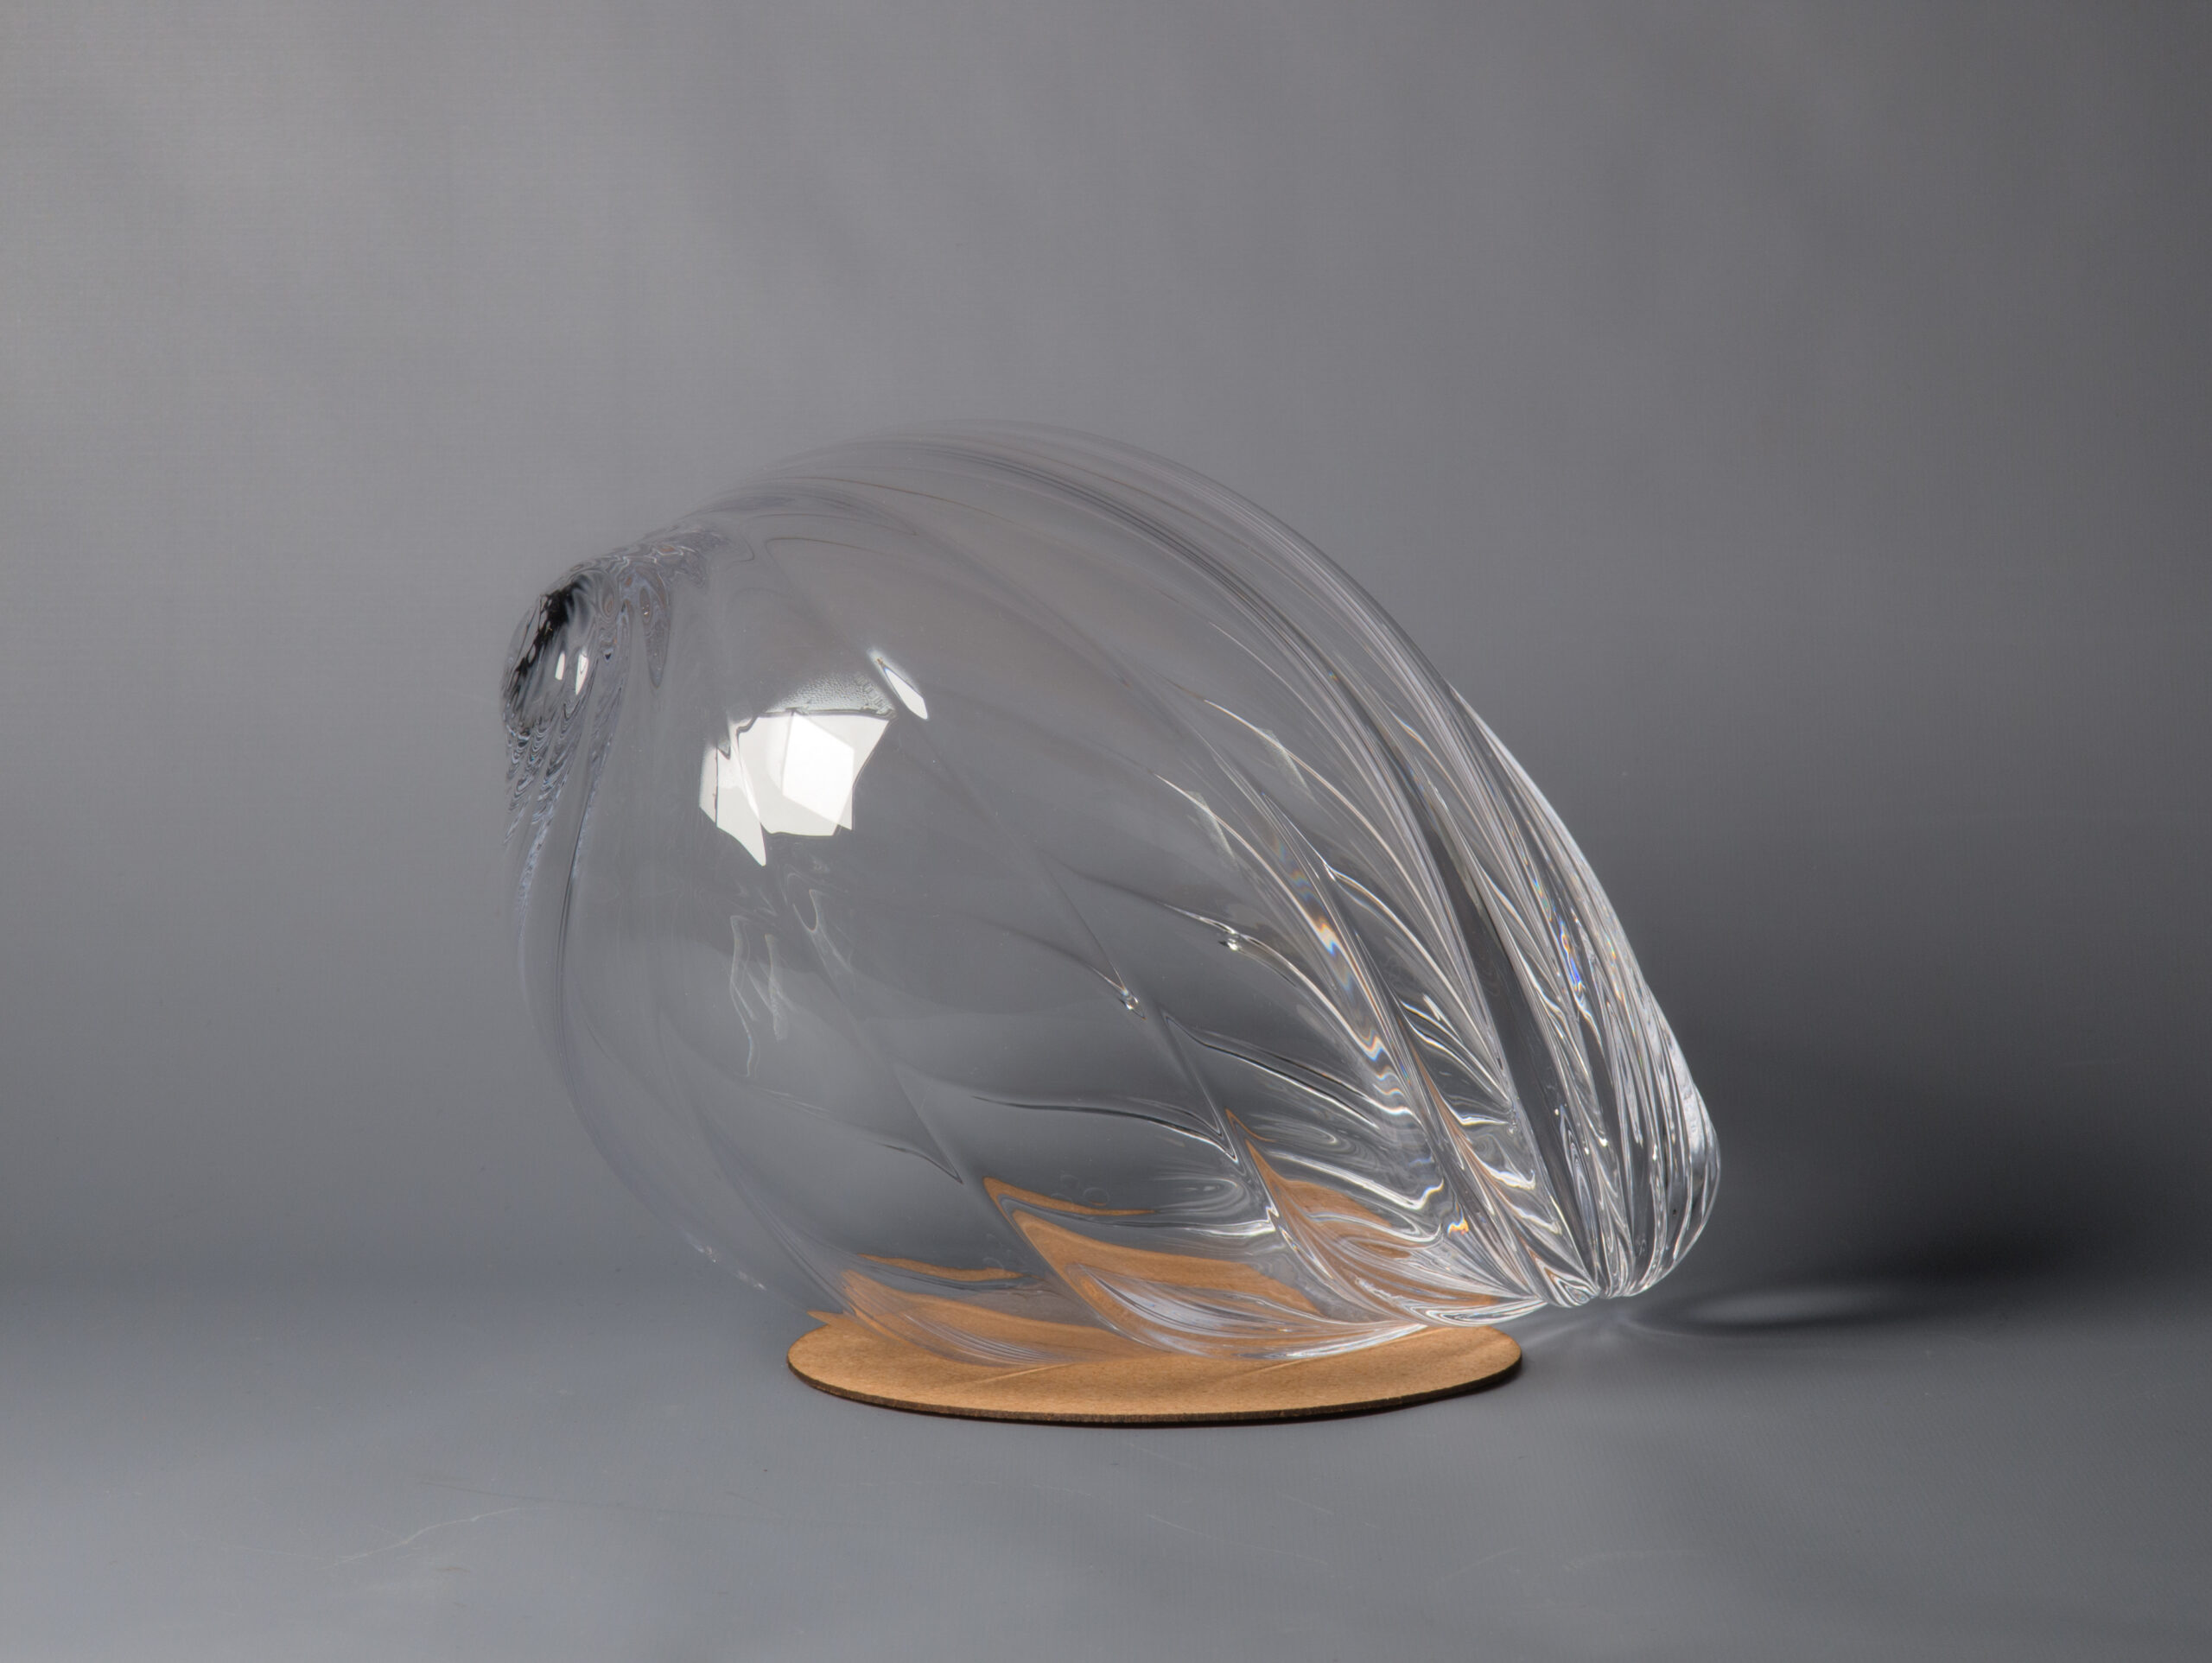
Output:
left=787, top=1317, right=1521, bottom=1425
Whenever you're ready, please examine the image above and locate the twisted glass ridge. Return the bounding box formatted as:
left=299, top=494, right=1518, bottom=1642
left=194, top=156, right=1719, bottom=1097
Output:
left=504, top=426, right=1716, bottom=1362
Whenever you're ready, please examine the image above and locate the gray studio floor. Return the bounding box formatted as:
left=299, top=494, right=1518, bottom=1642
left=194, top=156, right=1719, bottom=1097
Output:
left=4, top=1266, right=2204, bottom=1661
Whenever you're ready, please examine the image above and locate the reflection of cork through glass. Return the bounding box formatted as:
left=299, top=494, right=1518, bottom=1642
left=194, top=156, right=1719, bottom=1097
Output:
left=502, top=425, right=1719, bottom=1364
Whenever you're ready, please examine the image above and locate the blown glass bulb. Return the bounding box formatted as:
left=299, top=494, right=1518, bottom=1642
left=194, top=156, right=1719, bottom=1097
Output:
left=503, top=426, right=1716, bottom=1363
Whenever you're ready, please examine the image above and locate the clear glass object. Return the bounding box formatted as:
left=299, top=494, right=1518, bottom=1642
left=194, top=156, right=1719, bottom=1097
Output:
left=503, top=425, right=1717, bottom=1363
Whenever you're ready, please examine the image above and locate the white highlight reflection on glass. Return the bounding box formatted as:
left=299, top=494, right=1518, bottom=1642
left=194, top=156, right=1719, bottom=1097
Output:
left=700, top=709, right=891, bottom=865
left=871, top=652, right=929, bottom=719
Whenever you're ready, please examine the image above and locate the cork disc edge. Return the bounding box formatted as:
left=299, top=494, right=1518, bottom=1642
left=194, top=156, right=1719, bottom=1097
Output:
left=787, top=1317, right=1521, bottom=1425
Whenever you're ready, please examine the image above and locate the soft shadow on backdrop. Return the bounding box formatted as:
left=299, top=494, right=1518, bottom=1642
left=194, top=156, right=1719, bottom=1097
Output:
left=3, top=0, right=2206, bottom=1351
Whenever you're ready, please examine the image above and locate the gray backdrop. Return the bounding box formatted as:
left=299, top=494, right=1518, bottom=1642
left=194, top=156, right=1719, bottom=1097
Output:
left=3, top=3, right=2207, bottom=1659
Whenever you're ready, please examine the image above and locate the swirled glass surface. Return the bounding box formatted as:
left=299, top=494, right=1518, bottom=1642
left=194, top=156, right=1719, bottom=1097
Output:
left=504, top=426, right=1717, bottom=1362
